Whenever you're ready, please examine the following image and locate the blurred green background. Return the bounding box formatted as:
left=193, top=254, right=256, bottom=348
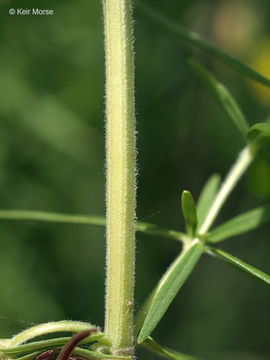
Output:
left=0, top=0, right=270, bottom=359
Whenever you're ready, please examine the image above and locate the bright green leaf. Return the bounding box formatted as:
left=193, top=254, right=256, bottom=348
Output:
left=206, top=246, right=270, bottom=286
left=197, top=174, right=221, bottom=229
left=136, top=2, right=270, bottom=88
left=189, top=59, right=249, bottom=137
left=137, top=241, right=204, bottom=343
left=181, top=190, right=197, bottom=236
left=141, top=336, right=199, bottom=360
left=207, top=204, right=270, bottom=243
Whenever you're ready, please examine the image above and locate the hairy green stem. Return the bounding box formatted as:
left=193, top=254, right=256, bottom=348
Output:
left=199, top=145, right=256, bottom=235
left=103, top=0, right=136, bottom=355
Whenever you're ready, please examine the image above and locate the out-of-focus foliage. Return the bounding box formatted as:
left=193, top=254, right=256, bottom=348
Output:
left=249, top=38, right=270, bottom=106
left=0, top=0, right=270, bottom=359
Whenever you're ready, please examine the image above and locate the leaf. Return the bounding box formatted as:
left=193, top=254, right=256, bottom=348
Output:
left=181, top=191, right=197, bottom=236
left=141, top=336, right=199, bottom=360
left=137, top=241, right=204, bottom=343
left=0, top=209, right=186, bottom=243
left=189, top=59, right=249, bottom=137
left=136, top=2, right=270, bottom=88
left=197, top=174, right=221, bottom=229
left=0, top=335, right=104, bottom=356
left=207, top=204, right=270, bottom=243
left=0, top=209, right=106, bottom=228
left=206, top=246, right=270, bottom=286
left=247, top=123, right=270, bottom=147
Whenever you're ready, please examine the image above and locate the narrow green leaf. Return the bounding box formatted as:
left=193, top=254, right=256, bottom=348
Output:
left=0, top=209, right=185, bottom=243
left=207, top=204, right=270, bottom=243
left=136, top=2, right=270, bottom=88
left=247, top=123, right=270, bottom=147
left=0, top=335, right=104, bottom=356
left=206, top=246, right=270, bottom=286
left=137, top=241, right=204, bottom=343
left=189, top=59, right=249, bottom=137
left=141, top=336, right=199, bottom=360
left=197, top=174, right=221, bottom=229
left=181, top=191, right=197, bottom=236
left=0, top=209, right=106, bottom=227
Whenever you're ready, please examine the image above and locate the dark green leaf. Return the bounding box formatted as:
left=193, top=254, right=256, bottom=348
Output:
left=181, top=191, right=197, bottom=236
left=206, top=246, right=270, bottom=286
left=141, top=336, right=199, bottom=360
left=207, top=204, right=270, bottom=243
left=137, top=241, right=204, bottom=343
left=136, top=2, right=270, bottom=88
left=197, top=174, right=221, bottom=229
left=189, top=59, right=248, bottom=137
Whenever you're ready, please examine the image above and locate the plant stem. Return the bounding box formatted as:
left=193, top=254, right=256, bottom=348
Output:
left=103, top=0, right=136, bottom=356
left=199, top=145, right=256, bottom=235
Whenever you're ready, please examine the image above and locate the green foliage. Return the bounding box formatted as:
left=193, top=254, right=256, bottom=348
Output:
left=136, top=2, right=270, bottom=88
left=1, top=1, right=270, bottom=359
